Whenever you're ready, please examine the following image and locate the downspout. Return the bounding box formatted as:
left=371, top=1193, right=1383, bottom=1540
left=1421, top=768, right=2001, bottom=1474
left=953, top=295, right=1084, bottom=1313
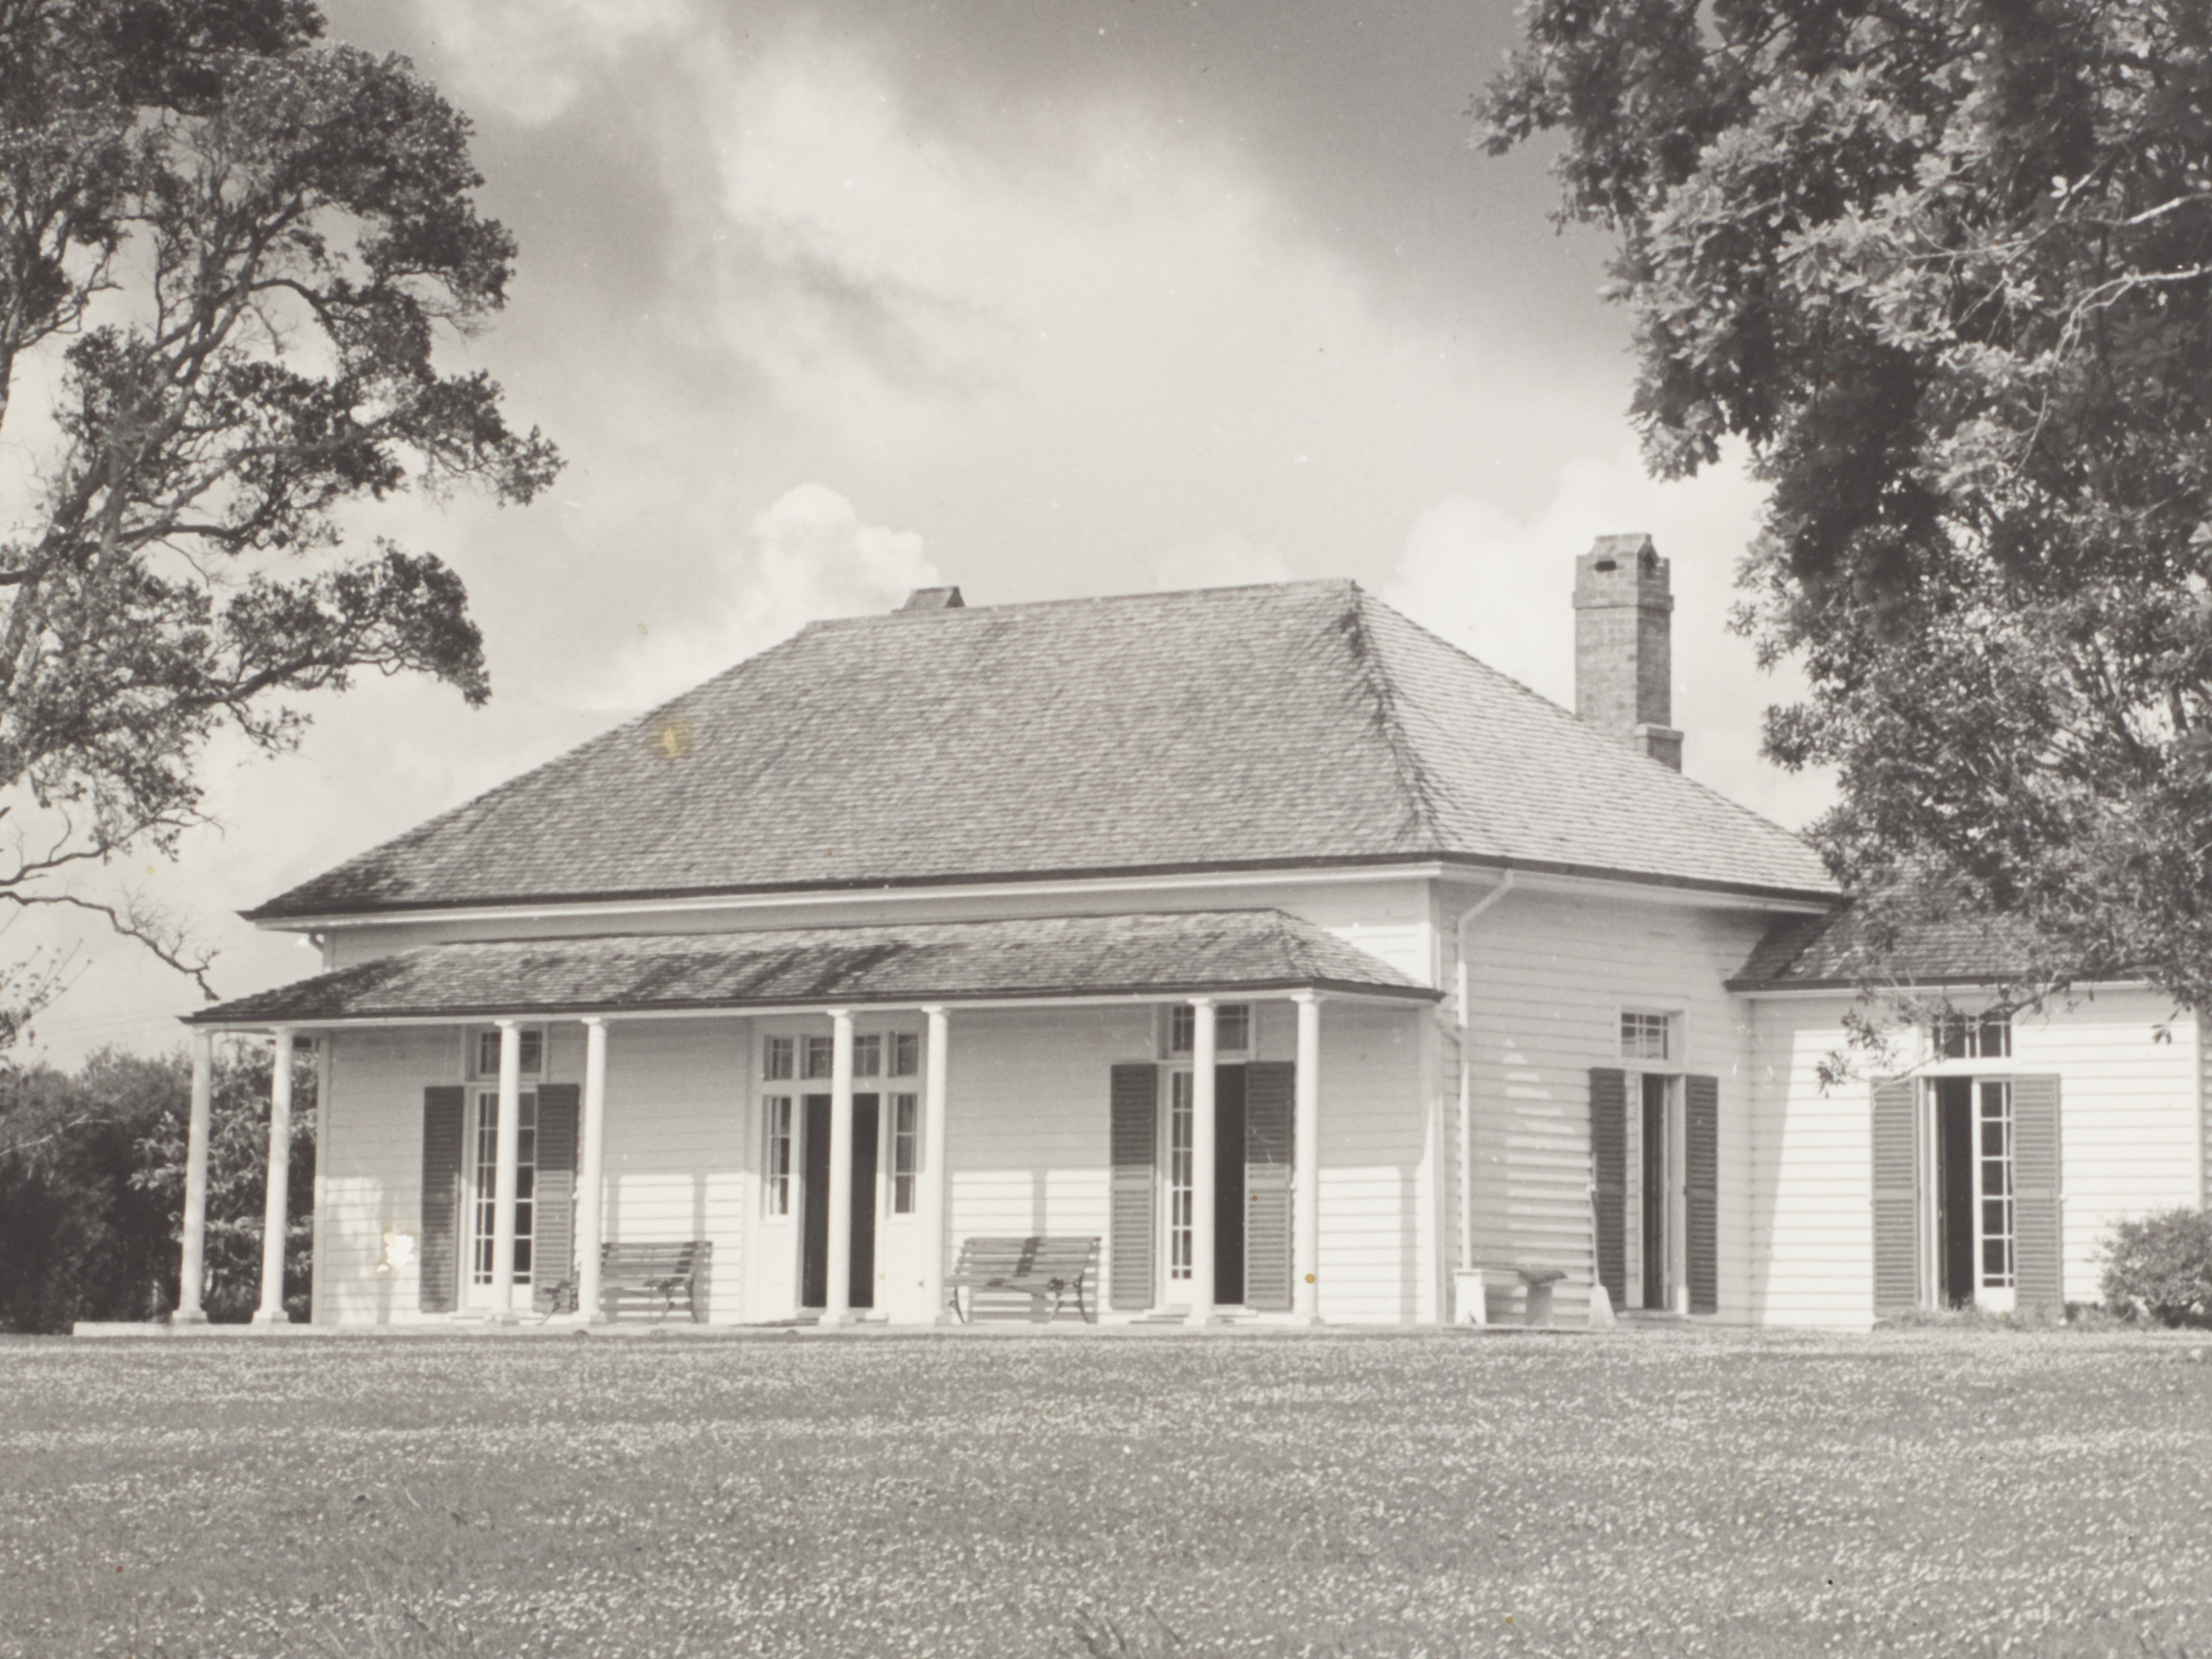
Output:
left=1453, top=871, right=1516, bottom=1272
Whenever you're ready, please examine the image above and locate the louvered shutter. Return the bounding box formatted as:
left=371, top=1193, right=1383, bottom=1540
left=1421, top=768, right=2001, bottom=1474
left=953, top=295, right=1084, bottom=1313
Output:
left=1589, top=1067, right=1627, bottom=1306
left=1109, top=1063, right=1158, bottom=1311
left=419, top=1086, right=466, bottom=1314
left=1685, top=1074, right=1719, bottom=1315
left=1243, top=1061, right=1295, bottom=1312
left=1870, top=1077, right=1921, bottom=1317
left=532, top=1084, right=580, bottom=1314
left=2010, top=1075, right=2063, bottom=1315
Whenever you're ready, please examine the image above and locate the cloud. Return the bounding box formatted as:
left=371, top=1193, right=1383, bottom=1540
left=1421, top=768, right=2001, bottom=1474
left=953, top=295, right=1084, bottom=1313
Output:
left=414, top=0, right=690, bottom=124
left=601, top=483, right=939, bottom=708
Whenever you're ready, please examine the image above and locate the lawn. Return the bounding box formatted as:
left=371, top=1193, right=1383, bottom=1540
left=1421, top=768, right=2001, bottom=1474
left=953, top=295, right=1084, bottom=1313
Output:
left=4, top=1328, right=2212, bottom=1658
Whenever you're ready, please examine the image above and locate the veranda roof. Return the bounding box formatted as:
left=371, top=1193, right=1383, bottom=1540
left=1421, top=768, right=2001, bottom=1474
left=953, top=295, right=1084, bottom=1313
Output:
left=247, top=581, right=1836, bottom=923
left=185, top=910, right=1440, bottom=1028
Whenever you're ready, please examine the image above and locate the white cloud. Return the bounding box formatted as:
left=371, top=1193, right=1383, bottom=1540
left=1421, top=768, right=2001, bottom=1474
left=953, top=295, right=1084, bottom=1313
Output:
left=415, top=0, right=690, bottom=124
left=600, top=483, right=939, bottom=708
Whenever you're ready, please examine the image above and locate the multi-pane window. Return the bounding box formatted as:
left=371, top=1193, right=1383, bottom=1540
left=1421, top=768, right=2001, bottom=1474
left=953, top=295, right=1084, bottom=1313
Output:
left=889, top=1032, right=920, bottom=1078
left=1621, top=1012, right=1672, bottom=1062
left=1167, top=1070, right=1195, bottom=1280
left=469, top=1090, right=537, bottom=1285
left=889, top=1092, right=919, bottom=1214
left=802, top=1035, right=834, bottom=1080
left=854, top=1033, right=882, bottom=1078
left=762, top=1036, right=795, bottom=1081
left=1166, top=1003, right=1252, bottom=1057
left=1935, top=1014, right=2012, bottom=1061
left=470, top=1026, right=544, bottom=1080
left=762, top=1094, right=794, bottom=1216
left=1978, top=1081, right=2015, bottom=1288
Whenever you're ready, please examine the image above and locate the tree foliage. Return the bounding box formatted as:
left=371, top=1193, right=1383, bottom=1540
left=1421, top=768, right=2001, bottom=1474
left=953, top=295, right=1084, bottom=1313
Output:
left=0, top=1038, right=311, bottom=1330
left=0, top=0, right=555, bottom=1019
left=1482, top=0, right=2212, bottom=1006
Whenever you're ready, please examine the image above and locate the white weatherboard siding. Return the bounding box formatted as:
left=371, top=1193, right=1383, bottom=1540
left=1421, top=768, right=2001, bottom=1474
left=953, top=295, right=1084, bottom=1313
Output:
left=1314, top=999, right=1430, bottom=1324
left=319, top=1027, right=467, bottom=1325
left=1462, top=889, right=1769, bottom=1327
left=1742, top=1000, right=1873, bottom=1329
left=597, top=1019, right=750, bottom=1324
left=1746, top=988, right=2202, bottom=1324
left=319, top=875, right=1437, bottom=984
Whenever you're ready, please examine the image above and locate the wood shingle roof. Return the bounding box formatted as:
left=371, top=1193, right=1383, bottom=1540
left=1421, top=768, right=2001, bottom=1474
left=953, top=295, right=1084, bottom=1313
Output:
left=189, top=910, right=1437, bottom=1026
left=248, top=581, right=1835, bottom=922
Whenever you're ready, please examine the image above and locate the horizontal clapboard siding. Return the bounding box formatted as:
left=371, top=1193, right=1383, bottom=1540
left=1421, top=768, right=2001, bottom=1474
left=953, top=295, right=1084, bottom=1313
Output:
left=1749, top=988, right=2203, bottom=1323
left=1463, top=889, right=1769, bottom=1327
left=323, top=1029, right=463, bottom=1325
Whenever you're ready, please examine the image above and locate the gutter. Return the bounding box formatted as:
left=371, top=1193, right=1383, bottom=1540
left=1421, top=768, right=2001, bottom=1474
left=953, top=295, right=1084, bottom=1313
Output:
left=1452, top=871, right=1517, bottom=1273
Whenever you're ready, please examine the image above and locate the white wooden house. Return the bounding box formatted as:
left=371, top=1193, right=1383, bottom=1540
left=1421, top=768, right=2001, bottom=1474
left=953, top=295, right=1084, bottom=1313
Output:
left=169, top=540, right=2212, bottom=1331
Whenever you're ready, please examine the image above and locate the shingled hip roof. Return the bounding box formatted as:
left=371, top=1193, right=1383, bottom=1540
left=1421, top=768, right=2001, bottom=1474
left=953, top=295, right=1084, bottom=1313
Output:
left=249, top=580, right=1836, bottom=922
left=186, top=910, right=1439, bottom=1027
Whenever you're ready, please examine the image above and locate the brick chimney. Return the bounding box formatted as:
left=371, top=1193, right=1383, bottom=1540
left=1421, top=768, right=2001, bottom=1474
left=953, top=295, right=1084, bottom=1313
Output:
left=1572, top=534, right=1682, bottom=770
left=899, top=585, right=964, bottom=611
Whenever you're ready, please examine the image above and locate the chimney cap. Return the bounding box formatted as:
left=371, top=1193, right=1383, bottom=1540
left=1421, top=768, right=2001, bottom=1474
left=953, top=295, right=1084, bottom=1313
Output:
left=899, top=585, right=965, bottom=612
left=1583, top=532, right=1660, bottom=575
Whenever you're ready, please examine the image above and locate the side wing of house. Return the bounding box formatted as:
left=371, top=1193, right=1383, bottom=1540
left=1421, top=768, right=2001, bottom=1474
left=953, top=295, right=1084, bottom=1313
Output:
left=1744, top=988, right=2205, bottom=1325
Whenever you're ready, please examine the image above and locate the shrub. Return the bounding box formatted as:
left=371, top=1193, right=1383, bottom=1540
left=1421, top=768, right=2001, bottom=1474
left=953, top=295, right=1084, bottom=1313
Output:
left=2100, top=1206, right=2212, bottom=1328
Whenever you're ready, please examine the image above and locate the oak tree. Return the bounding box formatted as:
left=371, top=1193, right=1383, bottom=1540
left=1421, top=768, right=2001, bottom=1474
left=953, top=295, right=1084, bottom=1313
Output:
left=0, top=0, right=556, bottom=1027
left=1482, top=1, right=2212, bottom=1006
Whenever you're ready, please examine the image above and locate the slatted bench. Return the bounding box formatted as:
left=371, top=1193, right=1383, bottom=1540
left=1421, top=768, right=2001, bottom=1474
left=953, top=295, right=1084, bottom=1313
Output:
left=596, top=1239, right=711, bottom=1324
left=945, top=1235, right=1099, bottom=1325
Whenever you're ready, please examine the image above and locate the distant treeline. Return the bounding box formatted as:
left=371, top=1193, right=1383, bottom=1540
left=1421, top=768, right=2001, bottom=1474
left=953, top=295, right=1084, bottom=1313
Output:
left=0, top=1045, right=315, bottom=1334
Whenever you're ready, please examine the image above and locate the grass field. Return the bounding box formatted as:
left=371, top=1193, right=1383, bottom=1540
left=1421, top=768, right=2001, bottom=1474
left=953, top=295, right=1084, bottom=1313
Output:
left=5, top=1327, right=2212, bottom=1658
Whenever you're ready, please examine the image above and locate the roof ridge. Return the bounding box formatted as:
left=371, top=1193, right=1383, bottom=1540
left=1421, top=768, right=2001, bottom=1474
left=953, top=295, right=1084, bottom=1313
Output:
left=1335, top=590, right=1447, bottom=849
left=800, top=578, right=1359, bottom=634
left=1355, top=588, right=1826, bottom=858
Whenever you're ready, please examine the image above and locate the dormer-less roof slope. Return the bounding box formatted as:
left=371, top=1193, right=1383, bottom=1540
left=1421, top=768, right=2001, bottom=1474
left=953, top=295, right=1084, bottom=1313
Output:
left=248, top=581, right=1836, bottom=922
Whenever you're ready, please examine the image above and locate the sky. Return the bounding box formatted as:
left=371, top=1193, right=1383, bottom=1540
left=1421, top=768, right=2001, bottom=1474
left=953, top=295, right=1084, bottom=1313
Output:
left=15, top=0, right=1838, bottom=1064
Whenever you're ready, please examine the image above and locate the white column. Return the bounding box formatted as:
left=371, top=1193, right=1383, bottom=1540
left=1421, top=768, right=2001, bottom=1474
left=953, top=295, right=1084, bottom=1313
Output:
left=488, top=1020, right=522, bottom=1323
left=821, top=1009, right=856, bottom=1326
left=173, top=1031, right=214, bottom=1325
left=251, top=1028, right=296, bottom=1326
left=1186, top=997, right=1217, bottom=1326
left=1292, top=992, right=1322, bottom=1325
left=578, top=1018, right=609, bottom=1323
left=921, top=1005, right=951, bottom=1324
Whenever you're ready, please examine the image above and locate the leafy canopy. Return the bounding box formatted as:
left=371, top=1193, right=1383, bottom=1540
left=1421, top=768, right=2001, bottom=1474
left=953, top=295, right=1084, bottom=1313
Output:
left=0, top=0, right=556, bottom=1006
left=1482, top=0, right=2212, bottom=1007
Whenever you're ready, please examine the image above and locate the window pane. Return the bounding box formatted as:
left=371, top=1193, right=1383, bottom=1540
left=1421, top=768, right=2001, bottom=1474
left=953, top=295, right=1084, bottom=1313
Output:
left=853, top=1034, right=882, bottom=1078
left=1168, top=1005, right=1194, bottom=1056
left=802, top=1035, right=834, bottom=1080
left=764, top=1096, right=792, bottom=1216
left=1168, top=1071, right=1194, bottom=1280
left=889, top=1032, right=920, bottom=1078
left=891, top=1092, right=918, bottom=1214
left=1621, top=1012, right=1669, bottom=1061
left=1981, top=1017, right=2011, bottom=1059
left=762, top=1036, right=794, bottom=1081
left=1217, top=1004, right=1251, bottom=1052
left=518, top=1028, right=544, bottom=1075
left=475, top=1030, right=500, bottom=1078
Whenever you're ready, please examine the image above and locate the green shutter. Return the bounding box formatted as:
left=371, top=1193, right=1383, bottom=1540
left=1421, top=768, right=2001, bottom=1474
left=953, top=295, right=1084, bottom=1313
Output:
left=2011, top=1075, right=2063, bottom=1315
left=419, top=1085, right=466, bottom=1314
left=1243, top=1061, right=1295, bottom=1313
left=532, top=1084, right=580, bottom=1314
left=1109, top=1063, right=1158, bottom=1311
left=1685, top=1074, right=1719, bottom=1315
left=1589, top=1067, right=1627, bottom=1306
left=1871, top=1077, right=1920, bottom=1318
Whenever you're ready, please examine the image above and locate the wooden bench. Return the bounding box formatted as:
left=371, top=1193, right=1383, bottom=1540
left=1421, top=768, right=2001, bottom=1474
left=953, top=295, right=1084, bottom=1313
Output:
left=945, top=1235, right=1099, bottom=1325
left=594, top=1240, right=711, bottom=1324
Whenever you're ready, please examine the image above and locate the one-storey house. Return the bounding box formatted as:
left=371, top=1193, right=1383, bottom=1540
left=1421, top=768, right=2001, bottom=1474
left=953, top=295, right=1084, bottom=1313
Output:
left=170, top=538, right=2211, bottom=1331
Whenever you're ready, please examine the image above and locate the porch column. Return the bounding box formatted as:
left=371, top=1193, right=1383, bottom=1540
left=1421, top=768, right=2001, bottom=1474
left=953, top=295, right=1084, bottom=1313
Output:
left=578, top=1017, right=609, bottom=1323
left=1187, top=997, right=1217, bottom=1326
left=920, top=1004, right=950, bottom=1324
left=1292, top=991, right=1322, bottom=1324
left=251, top=1028, right=296, bottom=1326
left=821, top=1009, right=856, bottom=1326
left=488, top=1019, right=523, bottom=1323
left=173, top=1030, right=214, bottom=1325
